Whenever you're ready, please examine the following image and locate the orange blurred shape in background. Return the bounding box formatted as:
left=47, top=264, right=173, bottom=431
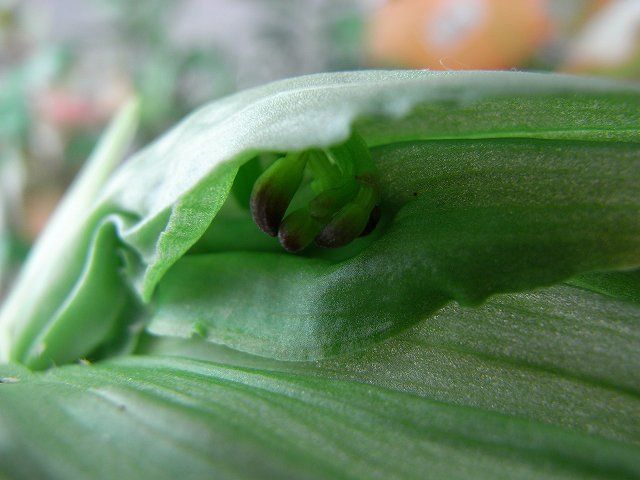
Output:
left=367, top=0, right=553, bottom=70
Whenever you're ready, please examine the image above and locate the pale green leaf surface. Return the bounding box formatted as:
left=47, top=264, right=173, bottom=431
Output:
left=0, top=99, right=140, bottom=367
left=149, top=138, right=640, bottom=359
left=1, top=283, right=640, bottom=479
left=142, top=282, right=640, bottom=446
left=1, top=71, right=639, bottom=369
left=0, top=72, right=640, bottom=479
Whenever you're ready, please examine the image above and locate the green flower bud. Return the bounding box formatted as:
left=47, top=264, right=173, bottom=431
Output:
left=327, top=130, right=376, bottom=178
left=278, top=208, right=324, bottom=253
left=315, top=184, right=378, bottom=248
left=315, top=203, right=371, bottom=249
left=250, top=152, right=308, bottom=236
left=308, top=181, right=358, bottom=220
left=359, top=205, right=381, bottom=237
left=249, top=130, right=381, bottom=251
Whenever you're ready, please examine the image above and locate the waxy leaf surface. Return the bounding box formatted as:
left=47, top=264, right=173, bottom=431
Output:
left=1, top=71, right=638, bottom=366
left=0, top=71, right=639, bottom=479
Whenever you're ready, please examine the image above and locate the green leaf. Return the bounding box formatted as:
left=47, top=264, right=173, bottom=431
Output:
left=0, top=99, right=140, bottom=367
left=1, top=71, right=639, bottom=478
left=569, top=269, right=640, bottom=306
left=1, top=71, right=639, bottom=369
left=142, top=280, right=640, bottom=447
left=1, top=283, right=639, bottom=479
left=149, top=137, right=640, bottom=360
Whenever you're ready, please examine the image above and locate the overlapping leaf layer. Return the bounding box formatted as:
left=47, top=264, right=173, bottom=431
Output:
left=0, top=71, right=639, bottom=479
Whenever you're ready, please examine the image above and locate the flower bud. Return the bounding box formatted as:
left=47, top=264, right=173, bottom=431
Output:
left=316, top=184, right=378, bottom=248
left=250, top=152, right=308, bottom=236
left=308, top=181, right=357, bottom=220
left=249, top=131, right=381, bottom=251
left=315, top=203, right=371, bottom=249
left=359, top=205, right=381, bottom=237
left=278, top=208, right=323, bottom=253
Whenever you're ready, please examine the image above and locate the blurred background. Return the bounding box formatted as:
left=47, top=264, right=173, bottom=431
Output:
left=1, top=0, right=639, bottom=296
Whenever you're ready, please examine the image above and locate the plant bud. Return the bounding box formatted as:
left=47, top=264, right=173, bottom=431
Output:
left=315, top=203, right=371, bottom=249
left=250, top=152, right=308, bottom=236
left=278, top=208, right=323, bottom=253
left=308, top=181, right=357, bottom=220
left=359, top=205, right=381, bottom=237
left=315, top=183, right=378, bottom=248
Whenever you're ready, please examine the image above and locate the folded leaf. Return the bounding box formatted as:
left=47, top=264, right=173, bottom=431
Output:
left=1, top=283, right=639, bottom=479
left=569, top=269, right=640, bottom=306
left=1, top=71, right=639, bottom=368
left=150, top=138, right=640, bottom=359
left=1, top=71, right=640, bottom=479
left=142, top=280, right=640, bottom=447
left=0, top=99, right=140, bottom=367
